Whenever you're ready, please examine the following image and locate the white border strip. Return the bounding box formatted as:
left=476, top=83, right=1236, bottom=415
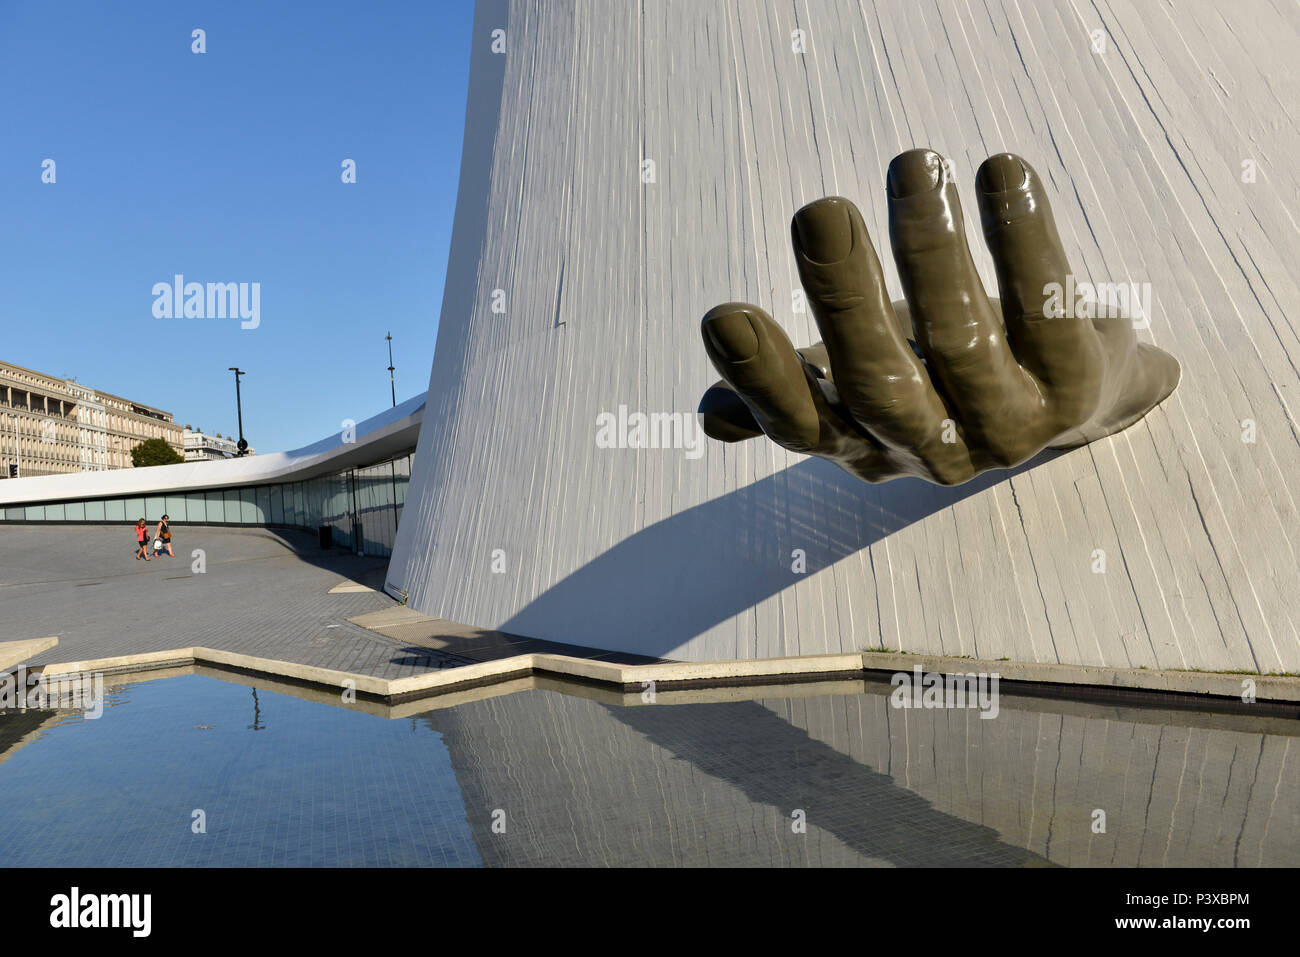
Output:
left=23, top=645, right=1300, bottom=704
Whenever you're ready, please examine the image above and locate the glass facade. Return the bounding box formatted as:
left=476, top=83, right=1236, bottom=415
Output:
left=0, top=455, right=413, bottom=558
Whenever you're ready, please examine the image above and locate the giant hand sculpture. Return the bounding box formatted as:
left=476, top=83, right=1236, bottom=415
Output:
left=698, top=150, right=1180, bottom=485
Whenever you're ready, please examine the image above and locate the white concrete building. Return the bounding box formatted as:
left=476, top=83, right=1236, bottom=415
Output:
left=385, top=1, right=1300, bottom=672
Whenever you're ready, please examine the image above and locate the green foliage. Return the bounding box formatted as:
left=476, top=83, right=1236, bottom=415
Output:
left=130, top=437, right=184, bottom=467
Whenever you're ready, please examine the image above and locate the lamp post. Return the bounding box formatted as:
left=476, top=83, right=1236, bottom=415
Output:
left=385, top=333, right=399, bottom=538
left=386, top=332, right=396, bottom=408
left=228, top=367, right=248, bottom=456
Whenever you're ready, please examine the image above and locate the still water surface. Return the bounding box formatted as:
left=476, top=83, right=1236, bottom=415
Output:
left=1, top=673, right=1295, bottom=866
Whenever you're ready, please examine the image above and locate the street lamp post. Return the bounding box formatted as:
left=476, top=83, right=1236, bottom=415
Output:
left=386, top=332, right=396, bottom=408
left=385, top=333, right=399, bottom=537
left=228, top=367, right=248, bottom=456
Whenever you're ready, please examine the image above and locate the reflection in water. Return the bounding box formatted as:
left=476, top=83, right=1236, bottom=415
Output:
left=427, top=683, right=1298, bottom=867
left=0, top=676, right=480, bottom=868
left=248, top=687, right=265, bottom=731
left=0, top=673, right=1296, bottom=867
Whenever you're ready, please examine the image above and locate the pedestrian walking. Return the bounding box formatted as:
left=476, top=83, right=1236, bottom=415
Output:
left=134, top=518, right=151, bottom=561
left=155, top=514, right=174, bottom=557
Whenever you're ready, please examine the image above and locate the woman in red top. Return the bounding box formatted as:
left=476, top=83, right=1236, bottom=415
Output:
left=134, top=518, right=151, bottom=561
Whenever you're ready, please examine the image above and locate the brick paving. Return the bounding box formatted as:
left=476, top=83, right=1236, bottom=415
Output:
left=0, top=525, right=470, bottom=678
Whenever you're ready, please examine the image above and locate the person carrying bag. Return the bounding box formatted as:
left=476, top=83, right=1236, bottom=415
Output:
left=155, top=514, right=175, bottom=558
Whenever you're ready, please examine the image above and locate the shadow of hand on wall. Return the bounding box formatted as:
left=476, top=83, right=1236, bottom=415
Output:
left=502, top=451, right=1056, bottom=658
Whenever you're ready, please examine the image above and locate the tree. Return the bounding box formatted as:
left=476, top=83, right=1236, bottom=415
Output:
left=131, top=437, right=184, bottom=467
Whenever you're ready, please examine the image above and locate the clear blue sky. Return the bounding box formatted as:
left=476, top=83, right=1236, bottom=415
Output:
left=1, top=0, right=473, bottom=452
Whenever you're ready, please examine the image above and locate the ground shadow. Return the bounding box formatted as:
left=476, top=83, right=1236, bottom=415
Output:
left=501, top=452, right=1056, bottom=658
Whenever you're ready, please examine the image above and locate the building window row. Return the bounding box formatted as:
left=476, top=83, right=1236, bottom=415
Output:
left=0, top=456, right=413, bottom=557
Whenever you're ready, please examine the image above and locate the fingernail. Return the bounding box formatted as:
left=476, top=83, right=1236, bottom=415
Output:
left=888, top=149, right=943, bottom=198
left=793, top=198, right=853, bottom=263
left=977, top=153, right=1028, bottom=193
left=702, top=308, right=760, bottom=362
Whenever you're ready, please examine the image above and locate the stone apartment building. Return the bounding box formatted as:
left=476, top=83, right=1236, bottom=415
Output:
left=182, top=428, right=253, bottom=461
left=0, top=360, right=184, bottom=478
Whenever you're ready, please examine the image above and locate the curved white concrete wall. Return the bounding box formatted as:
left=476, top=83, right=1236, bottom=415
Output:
left=0, top=394, right=424, bottom=505
left=389, top=0, right=1300, bottom=670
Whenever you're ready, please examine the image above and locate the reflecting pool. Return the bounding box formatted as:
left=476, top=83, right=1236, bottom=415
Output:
left=1, top=671, right=1296, bottom=867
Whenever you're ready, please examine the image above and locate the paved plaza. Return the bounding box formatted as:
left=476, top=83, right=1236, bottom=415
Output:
left=0, top=525, right=469, bottom=678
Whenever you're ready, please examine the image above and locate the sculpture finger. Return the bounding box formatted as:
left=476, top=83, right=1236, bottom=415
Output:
left=698, top=381, right=762, bottom=442
left=975, top=153, right=1105, bottom=427
left=887, top=149, right=1039, bottom=456
left=791, top=197, right=967, bottom=469
left=699, top=303, right=891, bottom=484
left=700, top=303, right=827, bottom=451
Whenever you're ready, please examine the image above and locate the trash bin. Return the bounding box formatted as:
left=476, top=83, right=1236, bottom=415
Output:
left=318, top=525, right=333, bottom=549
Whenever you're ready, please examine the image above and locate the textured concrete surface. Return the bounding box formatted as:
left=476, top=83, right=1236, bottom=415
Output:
left=389, top=0, right=1300, bottom=672
left=0, top=637, right=58, bottom=672
left=33, top=640, right=1300, bottom=711
left=348, top=607, right=664, bottom=665
left=0, top=525, right=467, bottom=679
left=7, top=523, right=1296, bottom=707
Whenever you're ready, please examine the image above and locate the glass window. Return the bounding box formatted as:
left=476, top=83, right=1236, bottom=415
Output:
left=85, top=500, right=106, bottom=521
left=24, top=505, right=44, bottom=521
left=185, top=492, right=206, bottom=524
left=324, top=474, right=345, bottom=525
left=166, top=495, right=188, bottom=523
left=224, top=488, right=241, bottom=524
left=269, top=485, right=283, bottom=524
left=355, top=472, right=373, bottom=516
left=255, top=486, right=271, bottom=523
left=65, top=501, right=85, bottom=521
left=240, top=487, right=258, bottom=523
left=105, top=498, right=126, bottom=522
left=145, top=495, right=165, bottom=521
left=205, top=490, right=225, bottom=523
left=124, top=498, right=145, bottom=522
left=306, top=481, right=321, bottom=526
left=45, top=503, right=65, bottom=521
